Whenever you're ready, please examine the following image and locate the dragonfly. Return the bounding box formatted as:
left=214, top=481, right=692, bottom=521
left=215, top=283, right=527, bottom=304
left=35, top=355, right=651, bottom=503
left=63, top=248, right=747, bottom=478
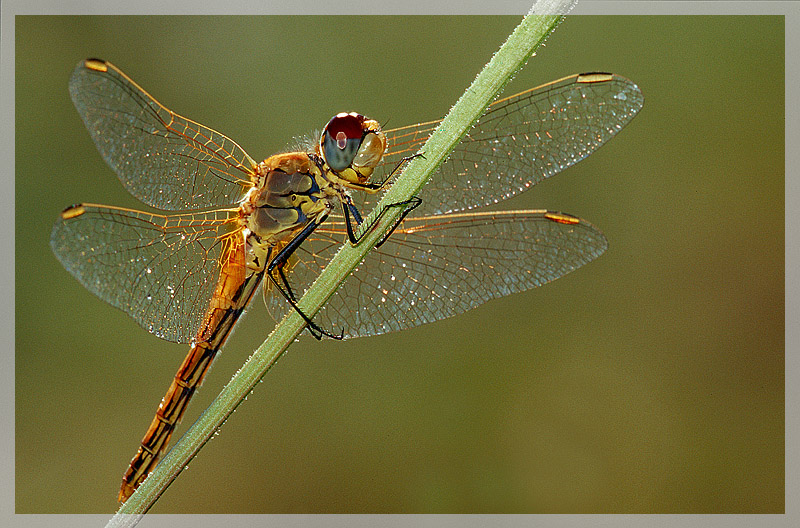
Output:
left=50, top=58, right=643, bottom=502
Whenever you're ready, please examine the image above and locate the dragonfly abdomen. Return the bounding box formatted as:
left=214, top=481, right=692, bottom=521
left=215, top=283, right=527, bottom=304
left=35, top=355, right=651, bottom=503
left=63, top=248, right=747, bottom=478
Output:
left=118, top=231, right=263, bottom=502
left=118, top=340, right=215, bottom=502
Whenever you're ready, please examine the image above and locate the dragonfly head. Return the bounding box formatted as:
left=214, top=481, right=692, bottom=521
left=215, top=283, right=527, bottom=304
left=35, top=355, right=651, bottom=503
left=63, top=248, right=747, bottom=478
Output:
left=319, top=112, right=386, bottom=185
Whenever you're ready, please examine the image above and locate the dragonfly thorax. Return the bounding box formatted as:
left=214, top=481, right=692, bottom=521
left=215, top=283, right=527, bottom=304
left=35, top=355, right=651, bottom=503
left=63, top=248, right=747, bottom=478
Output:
left=244, top=152, right=336, bottom=243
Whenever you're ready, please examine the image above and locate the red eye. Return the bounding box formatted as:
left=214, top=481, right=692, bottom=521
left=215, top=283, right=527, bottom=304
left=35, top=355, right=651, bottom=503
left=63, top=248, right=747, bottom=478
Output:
left=321, top=113, right=366, bottom=171
left=324, top=113, right=363, bottom=148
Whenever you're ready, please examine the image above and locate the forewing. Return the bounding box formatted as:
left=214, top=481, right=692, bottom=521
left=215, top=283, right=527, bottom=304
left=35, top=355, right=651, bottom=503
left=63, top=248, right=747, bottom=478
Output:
left=264, top=211, right=607, bottom=339
left=69, top=59, right=257, bottom=210
left=51, top=204, right=239, bottom=343
left=375, top=73, right=643, bottom=216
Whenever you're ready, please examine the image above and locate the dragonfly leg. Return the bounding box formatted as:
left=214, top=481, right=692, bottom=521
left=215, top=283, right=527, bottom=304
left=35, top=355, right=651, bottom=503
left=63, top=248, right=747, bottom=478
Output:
left=375, top=196, right=422, bottom=248
left=347, top=152, right=426, bottom=192
left=343, top=195, right=422, bottom=247
left=276, top=263, right=297, bottom=303
left=266, top=217, right=344, bottom=340
left=272, top=259, right=323, bottom=340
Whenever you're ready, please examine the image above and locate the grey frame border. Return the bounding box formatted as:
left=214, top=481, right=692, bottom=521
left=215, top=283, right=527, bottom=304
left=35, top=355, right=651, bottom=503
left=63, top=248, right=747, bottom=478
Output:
left=2, top=1, right=795, bottom=526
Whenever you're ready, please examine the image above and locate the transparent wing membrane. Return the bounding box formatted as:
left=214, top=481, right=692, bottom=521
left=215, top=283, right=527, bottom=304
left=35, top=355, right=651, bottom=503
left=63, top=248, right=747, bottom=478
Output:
left=265, top=210, right=607, bottom=338
left=375, top=73, right=643, bottom=216
left=50, top=204, right=240, bottom=343
left=69, top=59, right=257, bottom=210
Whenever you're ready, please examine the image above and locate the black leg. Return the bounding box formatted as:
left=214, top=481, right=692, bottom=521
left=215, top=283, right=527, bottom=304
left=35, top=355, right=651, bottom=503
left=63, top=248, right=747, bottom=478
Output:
left=376, top=196, right=422, bottom=248
left=266, top=216, right=343, bottom=340
left=343, top=195, right=422, bottom=247
left=347, top=152, right=426, bottom=192
left=342, top=199, right=361, bottom=245
left=276, top=264, right=297, bottom=303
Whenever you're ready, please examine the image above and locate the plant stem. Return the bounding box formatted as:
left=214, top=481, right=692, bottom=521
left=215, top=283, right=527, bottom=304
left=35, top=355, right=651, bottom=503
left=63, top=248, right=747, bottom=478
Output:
left=108, top=1, right=574, bottom=523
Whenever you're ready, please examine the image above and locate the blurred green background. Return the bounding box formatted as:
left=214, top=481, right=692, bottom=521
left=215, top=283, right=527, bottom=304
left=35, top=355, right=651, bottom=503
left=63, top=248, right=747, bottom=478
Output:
left=15, top=16, right=783, bottom=513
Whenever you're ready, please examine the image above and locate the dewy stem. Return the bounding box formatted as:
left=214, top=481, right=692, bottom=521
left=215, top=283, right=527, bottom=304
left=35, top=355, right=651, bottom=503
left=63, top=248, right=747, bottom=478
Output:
left=108, top=1, right=575, bottom=523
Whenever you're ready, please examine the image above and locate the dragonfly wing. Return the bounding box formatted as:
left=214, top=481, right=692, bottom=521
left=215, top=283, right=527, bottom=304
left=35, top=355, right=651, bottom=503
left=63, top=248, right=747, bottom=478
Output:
left=69, top=59, right=257, bottom=210
left=264, top=211, right=607, bottom=339
left=378, top=73, right=643, bottom=216
left=51, top=204, right=239, bottom=343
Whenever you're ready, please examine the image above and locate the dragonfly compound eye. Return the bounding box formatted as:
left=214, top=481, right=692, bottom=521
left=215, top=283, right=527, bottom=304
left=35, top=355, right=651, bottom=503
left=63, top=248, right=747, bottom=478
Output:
left=321, top=112, right=364, bottom=171
left=352, top=131, right=386, bottom=169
